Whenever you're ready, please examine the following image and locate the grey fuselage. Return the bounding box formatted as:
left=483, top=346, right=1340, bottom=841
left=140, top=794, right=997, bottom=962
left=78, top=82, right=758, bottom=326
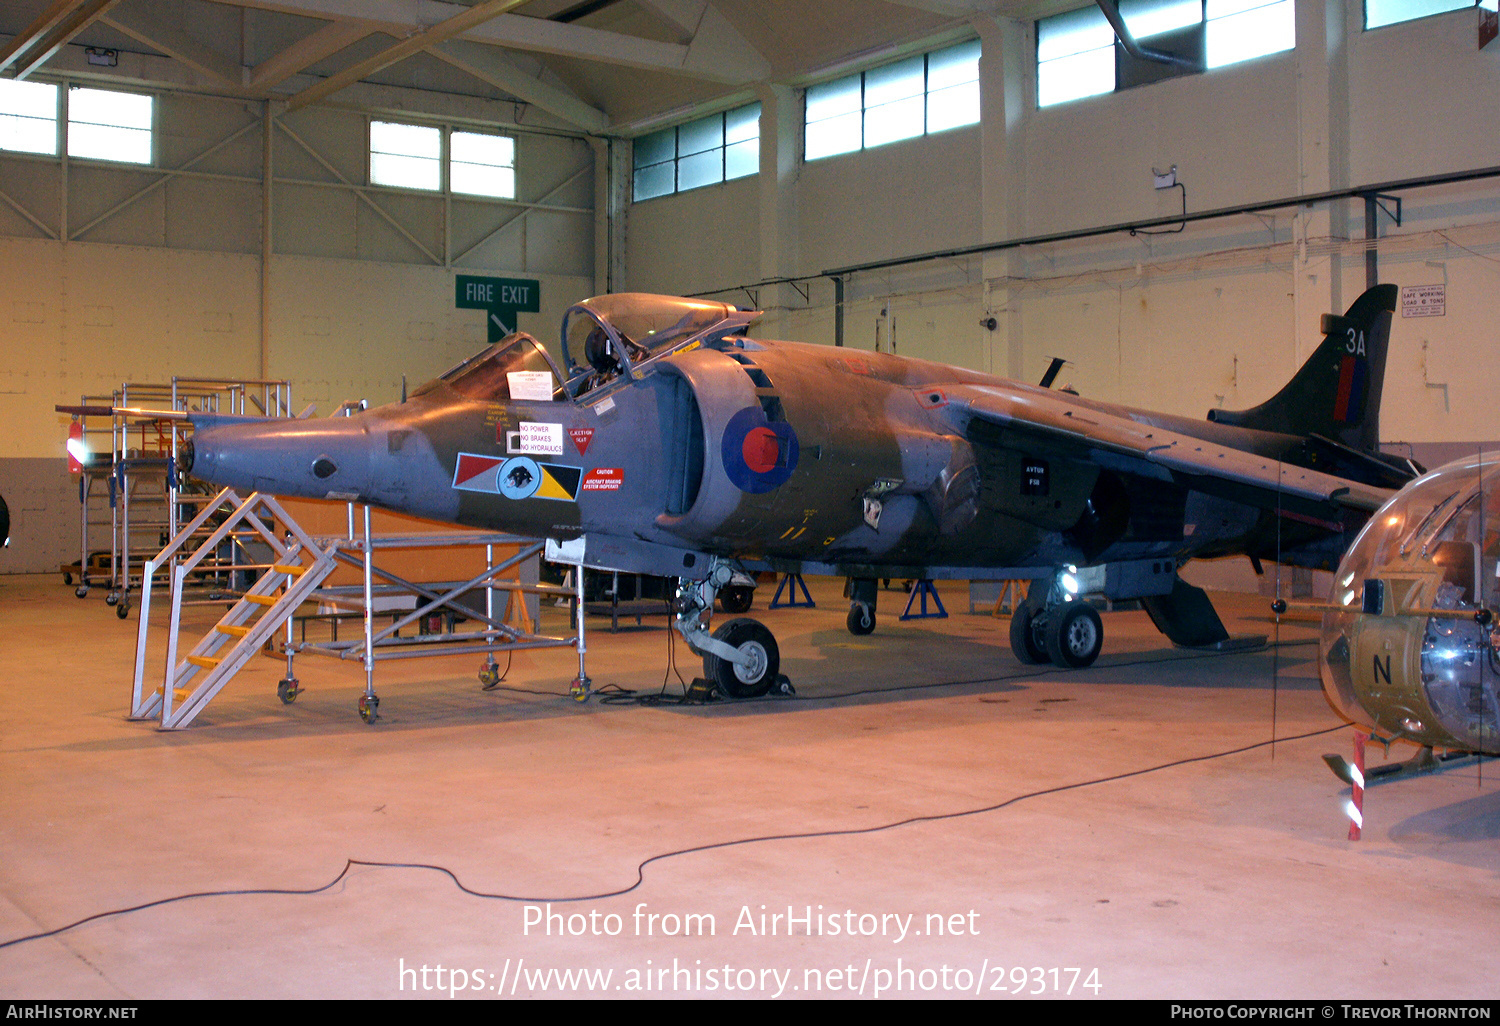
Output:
left=186, top=334, right=1359, bottom=582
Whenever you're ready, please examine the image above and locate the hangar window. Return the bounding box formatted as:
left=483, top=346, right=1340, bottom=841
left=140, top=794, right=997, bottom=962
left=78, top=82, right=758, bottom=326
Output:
left=68, top=86, right=152, bottom=164
left=451, top=130, right=515, bottom=199
left=804, top=39, right=980, bottom=161
left=0, top=79, right=59, bottom=156
left=370, top=120, right=441, bottom=191
left=1036, top=0, right=1295, bottom=108
left=1366, top=0, right=1495, bottom=29
left=632, top=102, right=761, bottom=202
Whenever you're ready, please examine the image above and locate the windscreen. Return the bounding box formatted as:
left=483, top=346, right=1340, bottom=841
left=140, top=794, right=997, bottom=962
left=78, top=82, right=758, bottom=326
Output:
left=431, top=334, right=564, bottom=402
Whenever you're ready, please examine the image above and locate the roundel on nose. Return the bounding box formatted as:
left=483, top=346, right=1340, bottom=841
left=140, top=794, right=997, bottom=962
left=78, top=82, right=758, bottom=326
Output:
left=722, top=407, right=798, bottom=494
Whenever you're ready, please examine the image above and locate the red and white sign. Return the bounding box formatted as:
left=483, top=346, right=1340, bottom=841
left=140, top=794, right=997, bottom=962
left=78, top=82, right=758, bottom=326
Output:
left=569, top=427, right=595, bottom=455
left=581, top=468, right=623, bottom=492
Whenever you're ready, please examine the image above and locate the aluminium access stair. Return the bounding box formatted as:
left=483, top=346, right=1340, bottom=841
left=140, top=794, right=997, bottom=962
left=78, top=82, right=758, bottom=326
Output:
left=131, top=489, right=338, bottom=729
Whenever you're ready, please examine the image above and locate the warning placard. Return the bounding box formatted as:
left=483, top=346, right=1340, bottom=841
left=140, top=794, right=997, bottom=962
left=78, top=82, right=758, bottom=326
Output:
left=1400, top=284, right=1446, bottom=318
left=582, top=468, right=623, bottom=492
left=504, top=421, right=565, bottom=455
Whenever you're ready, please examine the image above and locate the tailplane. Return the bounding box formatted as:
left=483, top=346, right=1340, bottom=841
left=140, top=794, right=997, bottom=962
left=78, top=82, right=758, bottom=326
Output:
left=1207, top=284, right=1397, bottom=453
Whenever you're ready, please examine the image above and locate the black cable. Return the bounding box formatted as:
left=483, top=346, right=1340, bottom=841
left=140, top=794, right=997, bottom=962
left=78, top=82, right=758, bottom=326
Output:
left=1130, top=182, right=1187, bottom=236
left=706, top=633, right=1317, bottom=705
left=0, top=721, right=1349, bottom=952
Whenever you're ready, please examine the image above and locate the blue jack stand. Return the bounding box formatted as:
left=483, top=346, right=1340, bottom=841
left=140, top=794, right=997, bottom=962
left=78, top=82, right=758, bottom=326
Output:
left=769, top=573, right=816, bottom=609
left=899, top=579, right=948, bottom=620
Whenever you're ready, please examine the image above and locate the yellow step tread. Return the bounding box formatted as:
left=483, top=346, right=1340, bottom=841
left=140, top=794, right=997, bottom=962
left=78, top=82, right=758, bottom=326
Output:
left=186, top=655, right=220, bottom=668
left=245, top=594, right=279, bottom=606
left=216, top=625, right=251, bottom=637
left=272, top=564, right=306, bottom=576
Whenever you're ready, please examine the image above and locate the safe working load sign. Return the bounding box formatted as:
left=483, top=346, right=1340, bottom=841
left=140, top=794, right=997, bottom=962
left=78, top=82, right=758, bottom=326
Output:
left=455, top=274, right=541, bottom=343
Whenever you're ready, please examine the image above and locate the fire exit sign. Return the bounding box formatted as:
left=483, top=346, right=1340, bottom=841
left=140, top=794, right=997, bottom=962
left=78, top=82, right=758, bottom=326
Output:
left=455, top=275, right=541, bottom=342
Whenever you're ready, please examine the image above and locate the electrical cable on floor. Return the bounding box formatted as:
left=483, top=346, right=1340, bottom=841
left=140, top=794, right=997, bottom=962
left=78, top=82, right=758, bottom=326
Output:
left=0, top=721, right=1350, bottom=953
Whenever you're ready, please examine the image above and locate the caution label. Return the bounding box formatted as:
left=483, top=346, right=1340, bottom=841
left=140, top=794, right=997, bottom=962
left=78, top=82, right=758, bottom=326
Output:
left=582, top=468, right=623, bottom=492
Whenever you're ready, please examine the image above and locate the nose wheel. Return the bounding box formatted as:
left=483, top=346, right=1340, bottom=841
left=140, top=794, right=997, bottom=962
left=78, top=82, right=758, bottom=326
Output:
left=703, top=618, right=780, bottom=698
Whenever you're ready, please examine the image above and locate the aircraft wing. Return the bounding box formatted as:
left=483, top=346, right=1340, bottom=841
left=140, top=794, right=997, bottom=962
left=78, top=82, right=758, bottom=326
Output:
left=942, top=384, right=1393, bottom=515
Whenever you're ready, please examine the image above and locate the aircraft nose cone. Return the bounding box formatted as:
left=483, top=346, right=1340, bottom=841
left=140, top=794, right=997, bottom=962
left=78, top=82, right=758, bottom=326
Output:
left=188, top=418, right=374, bottom=500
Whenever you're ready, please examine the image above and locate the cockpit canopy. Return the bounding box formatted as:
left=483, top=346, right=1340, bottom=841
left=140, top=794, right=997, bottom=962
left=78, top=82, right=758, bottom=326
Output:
left=561, top=293, right=743, bottom=394
left=415, top=293, right=754, bottom=405
left=1331, top=456, right=1500, bottom=613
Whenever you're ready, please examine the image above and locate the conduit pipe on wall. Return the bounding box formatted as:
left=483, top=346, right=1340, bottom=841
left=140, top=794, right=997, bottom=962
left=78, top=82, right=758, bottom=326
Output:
left=1094, top=0, right=1201, bottom=69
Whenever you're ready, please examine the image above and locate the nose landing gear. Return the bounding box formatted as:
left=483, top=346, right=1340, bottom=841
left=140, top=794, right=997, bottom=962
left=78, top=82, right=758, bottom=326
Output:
left=674, top=559, right=789, bottom=700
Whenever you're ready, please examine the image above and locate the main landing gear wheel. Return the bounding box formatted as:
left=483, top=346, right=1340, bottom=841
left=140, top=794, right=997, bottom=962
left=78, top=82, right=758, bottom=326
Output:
left=704, top=618, right=780, bottom=699
left=718, top=585, right=754, bottom=614
left=847, top=603, right=875, bottom=636
left=358, top=693, right=379, bottom=724
left=1009, top=599, right=1049, bottom=665
left=1044, top=602, right=1103, bottom=668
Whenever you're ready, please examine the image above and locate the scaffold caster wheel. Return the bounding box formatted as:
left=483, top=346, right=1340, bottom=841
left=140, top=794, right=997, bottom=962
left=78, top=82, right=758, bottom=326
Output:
left=105, top=592, right=118, bottom=606
left=75, top=586, right=88, bottom=599
left=277, top=679, right=302, bottom=704
left=63, top=572, right=72, bottom=586
left=358, top=693, right=379, bottom=724
left=116, top=602, right=130, bottom=620
left=569, top=677, right=591, bottom=703
left=478, top=662, right=501, bottom=690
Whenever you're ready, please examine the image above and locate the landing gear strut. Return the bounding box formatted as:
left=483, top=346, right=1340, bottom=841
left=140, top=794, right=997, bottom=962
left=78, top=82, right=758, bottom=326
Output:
left=674, top=559, right=785, bottom=699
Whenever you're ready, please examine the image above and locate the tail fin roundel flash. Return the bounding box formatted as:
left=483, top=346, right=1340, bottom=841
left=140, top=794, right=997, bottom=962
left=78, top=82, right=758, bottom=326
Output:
left=1206, top=284, right=1398, bottom=452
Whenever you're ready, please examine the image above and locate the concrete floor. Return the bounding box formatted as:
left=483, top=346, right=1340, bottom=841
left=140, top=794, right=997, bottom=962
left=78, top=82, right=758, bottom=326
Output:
left=1, top=572, right=1496, bottom=1000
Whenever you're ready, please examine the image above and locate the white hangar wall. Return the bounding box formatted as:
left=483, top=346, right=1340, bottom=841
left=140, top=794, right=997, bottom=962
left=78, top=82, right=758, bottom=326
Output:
left=0, top=73, right=597, bottom=572
left=622, top=0, right=1500, bottom=453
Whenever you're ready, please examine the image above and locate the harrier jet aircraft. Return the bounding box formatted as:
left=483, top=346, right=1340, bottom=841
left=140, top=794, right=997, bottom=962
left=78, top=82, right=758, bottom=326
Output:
left=172, top=285, right=1411, bottom=697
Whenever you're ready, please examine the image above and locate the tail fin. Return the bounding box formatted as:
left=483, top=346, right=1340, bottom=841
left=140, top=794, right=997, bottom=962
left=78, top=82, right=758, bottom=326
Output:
left=1207, top=284, right=1397, bottom=452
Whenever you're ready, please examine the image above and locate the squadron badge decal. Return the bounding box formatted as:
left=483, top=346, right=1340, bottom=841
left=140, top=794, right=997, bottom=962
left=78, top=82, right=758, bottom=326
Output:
left=453, top=452, right=582, bottom=502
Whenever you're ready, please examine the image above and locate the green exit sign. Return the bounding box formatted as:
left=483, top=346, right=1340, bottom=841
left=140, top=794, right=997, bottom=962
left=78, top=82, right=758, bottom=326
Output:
left=455, top=275, right=541, bottom=342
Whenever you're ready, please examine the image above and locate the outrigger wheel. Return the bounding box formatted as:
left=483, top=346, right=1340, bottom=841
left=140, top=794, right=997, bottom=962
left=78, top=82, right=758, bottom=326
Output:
left=704, top=617, right=780, bottom=699
left=847, top=604, right=875, bottom=636
left=718, top=585, right=754, bottom=614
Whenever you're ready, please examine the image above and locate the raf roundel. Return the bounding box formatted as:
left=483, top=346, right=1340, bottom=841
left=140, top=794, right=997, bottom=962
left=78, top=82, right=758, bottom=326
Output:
left=722, top=406, right=799, bottom=494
